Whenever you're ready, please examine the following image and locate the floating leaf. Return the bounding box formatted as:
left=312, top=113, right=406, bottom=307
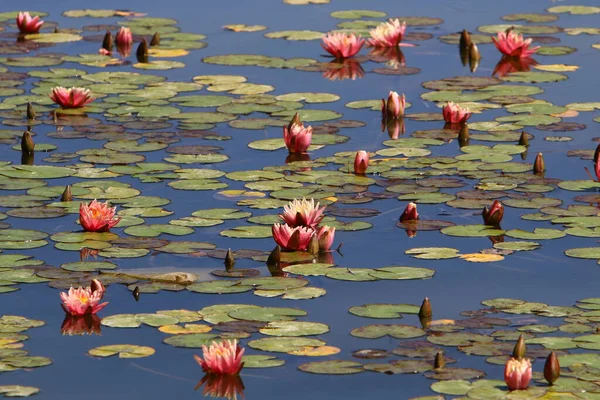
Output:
left=89, top=345, right=155, bottom=359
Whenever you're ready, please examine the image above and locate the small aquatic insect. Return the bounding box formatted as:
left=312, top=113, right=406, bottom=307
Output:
left=321, top=32, right=365, bottom=59
left=16, top=12, right=44, bottom=34
left=353, top=151, right=369, bottom=175
left=194, top=339, right=245, bottom=375
left=504, top=357, right=532, bottom=391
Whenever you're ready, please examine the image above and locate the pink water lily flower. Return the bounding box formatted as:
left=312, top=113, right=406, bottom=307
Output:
left=49, top=87, right=95, bottom=109
left=16, top=12, right=44, bottom=34
left=367, top=19, right=413, bottom=48
left=60, top=279, right=108, bottom=316
left=79, top=199, right=121, bottom=232
left=284, top=122, right=313, bottom=153
left=381, top=91, right=406, bottom=119
left=442, top=102, right=471, bottom=124
left=492, top=30, right=540, bottom=58
left=321, top=32, right=365, bottom=59
left=317, top=226, right=335, bottom=251
left=272, top=223, right=315, bottom=251
left=505, top=357, right=532, bottom=391
left=280, top=198, right=326, bottom=228
left=115, top=27, right=133, bottom=47
left=194, top=340, right=245, bottom=375
left=354, top=150, right=369, bottom=175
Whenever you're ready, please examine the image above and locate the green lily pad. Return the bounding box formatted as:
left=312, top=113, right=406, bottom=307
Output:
left=88, top=344, right=155, bottom=359
left=349, top=304, right=419, bottom=319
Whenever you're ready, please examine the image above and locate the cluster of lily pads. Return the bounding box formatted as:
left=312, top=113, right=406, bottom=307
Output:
left=0, top=2, right=599, bottom=398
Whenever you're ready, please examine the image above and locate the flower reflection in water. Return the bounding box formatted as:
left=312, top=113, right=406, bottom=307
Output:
left=195, top=374, right=245, bottom=400
left=492, top=56, right=538, bottom=78
left=322, top=59, right=364, bottom=81
left=60, top=314, right=102, bottom=336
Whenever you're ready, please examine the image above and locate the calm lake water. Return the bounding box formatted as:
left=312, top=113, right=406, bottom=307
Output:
left=2, top=0, right=600, bottom=398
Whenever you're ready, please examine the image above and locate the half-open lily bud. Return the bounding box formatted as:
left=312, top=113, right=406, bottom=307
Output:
left=419, top=297, right=432, bottom=319
left=90, top=279, right=105, bottom=296
left=594, top=143, right=600, bottom=165
left=354, top=150, right=369, bottom=175
left=533, top=152, right=545, bottom=174
left=307, top=234, right=320, bottom=255
left=225, top=248, right=235, bottom=271
left=61, top=185, right=73, bottom=202
left=519, top=131, right=529, bottom=147
left=102, top=30, right=113, bottom=51
left=434, top=352, right=445, bottom=369
left=21, top=131, right=34, bottom=153
left=459, top=29, right=472, bottom=49
left=136, top=39, right=148, bottom=61
left=544, top=351, right=560, bottom=385
left=150, top=32, right=160, bottom=46
left=458, top=124, right=469, bottom=147
left=399, top=202, right=419, bottom=222
left=512, top=334, right=526, bottom=359
left=317, top=226, right=335, bottom=251
left=482, top=200, right=504, bottom=226
left=26, top=102, right=35, bottom=120
left=382, top=91, right=406, bottom=119
left=505, top=357, right=532, bottom=391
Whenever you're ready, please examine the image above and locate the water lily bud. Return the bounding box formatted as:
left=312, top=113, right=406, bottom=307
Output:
left=26, top=102, right=35, bottom=120
left=434, top=352, right=445, bottom=369
left=533, top=152, right=545, bottom=174
left=132, top=286, right=140, bottom=301
left=512, top=334, right=526, bottom=359
left=353, top=150, right=369, bottom=175
left=459, top=29, right=472, bottom=49
left=225, top=248, right=235, bottom=271
left=61, top=185, right=73, bottom=202
left=544, top=351, right=560, bottom=385
left=459, top=45, right=469, bottom=67
left=90, top=279, right=105, bottom=295
left=150, top=32, right=160, bottom=46
left=307, top=234, right=320, bottom=255
left=21, top=131, right=34, bottom=153
left=288, top=112, right=301, bottom=130
left=54, top=27, right=59, bottom=33
left=468, top=42, right=481, bottom=60
left=136, top=38, right=148, bottom=61
left=102, top=30, right=113, bottom=51
left=266, top=245, right=281, bottom=267
left=419, top=297, right=432, bottom=319
left=419, top=315, right=431, bottom=329
left=399, top=202, right=419, bottom=222
left=518, top=131, right=529, bottom=147
left=505, top=357, right=532, bottom=391
left=458, top=123, right=469, bottom=147
left=482, top=200, right=504, bottom=226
